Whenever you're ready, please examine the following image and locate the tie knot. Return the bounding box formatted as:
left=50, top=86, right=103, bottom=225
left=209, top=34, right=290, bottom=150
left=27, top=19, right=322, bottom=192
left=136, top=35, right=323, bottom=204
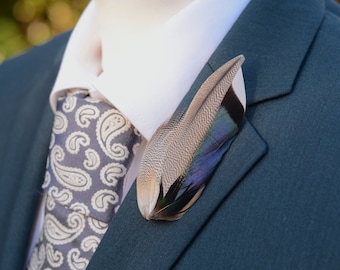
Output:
left=43, top=88, right=142, bottom=223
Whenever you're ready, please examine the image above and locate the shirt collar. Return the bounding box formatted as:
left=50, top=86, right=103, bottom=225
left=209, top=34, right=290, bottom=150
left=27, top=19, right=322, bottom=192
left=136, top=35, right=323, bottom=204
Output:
left=51, top=0, right=250, bottom=139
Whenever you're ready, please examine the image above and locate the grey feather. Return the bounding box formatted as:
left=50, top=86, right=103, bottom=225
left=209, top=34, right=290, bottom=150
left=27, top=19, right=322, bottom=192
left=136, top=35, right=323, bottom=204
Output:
left=137, top=55, right=245, bottom=220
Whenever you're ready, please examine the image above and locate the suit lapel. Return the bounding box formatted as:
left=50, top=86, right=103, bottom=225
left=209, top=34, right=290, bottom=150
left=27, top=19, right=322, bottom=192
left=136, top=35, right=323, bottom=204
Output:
left=89, top=119, right=266, bottom=269
left=89, top=0, right=325, bottom=268
left=0, top=33, right=69, bottom=269
left=208, top=0, right=324, bottom=106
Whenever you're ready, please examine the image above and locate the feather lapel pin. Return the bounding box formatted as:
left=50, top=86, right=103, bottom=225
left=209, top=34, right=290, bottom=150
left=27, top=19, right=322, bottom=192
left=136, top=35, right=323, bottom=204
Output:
left=137, top=55, right=246, bottom=221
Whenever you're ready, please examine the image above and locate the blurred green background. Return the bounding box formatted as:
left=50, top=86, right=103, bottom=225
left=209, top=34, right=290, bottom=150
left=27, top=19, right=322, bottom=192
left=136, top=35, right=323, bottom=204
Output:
left=0, top=0, right=89, bottom=63
left=1, top=0, right=340, bottom=63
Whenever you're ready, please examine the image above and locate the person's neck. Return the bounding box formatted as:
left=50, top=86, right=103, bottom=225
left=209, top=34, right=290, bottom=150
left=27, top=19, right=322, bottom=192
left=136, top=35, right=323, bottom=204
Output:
left=96, top=0, right=195, bottom=60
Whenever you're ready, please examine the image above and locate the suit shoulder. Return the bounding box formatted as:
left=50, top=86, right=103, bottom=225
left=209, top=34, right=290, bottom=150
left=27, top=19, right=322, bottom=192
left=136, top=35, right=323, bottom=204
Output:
left=0, top=31, right=71, bottom=110
left=326, top=0, right=340, bottom=17
left=317, top=10, right=340, bottom=62
left=0, top=31, right=71, bottom=87
left=0, top=31, right=70, bottom=126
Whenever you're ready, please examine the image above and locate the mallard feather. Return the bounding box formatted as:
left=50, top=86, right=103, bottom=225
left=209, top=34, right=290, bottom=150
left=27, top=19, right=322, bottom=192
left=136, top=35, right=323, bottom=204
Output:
left=137, top=55, right=245, bottom=220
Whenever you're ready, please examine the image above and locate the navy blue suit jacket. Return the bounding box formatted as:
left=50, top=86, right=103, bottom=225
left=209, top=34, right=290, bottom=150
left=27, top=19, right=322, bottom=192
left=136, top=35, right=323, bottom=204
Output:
left=0, top=0, right=340, bottom=269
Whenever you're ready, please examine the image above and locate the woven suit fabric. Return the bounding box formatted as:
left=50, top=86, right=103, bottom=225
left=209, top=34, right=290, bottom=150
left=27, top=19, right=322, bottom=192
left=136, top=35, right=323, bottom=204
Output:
left=28, top=89, right=142, bottom=269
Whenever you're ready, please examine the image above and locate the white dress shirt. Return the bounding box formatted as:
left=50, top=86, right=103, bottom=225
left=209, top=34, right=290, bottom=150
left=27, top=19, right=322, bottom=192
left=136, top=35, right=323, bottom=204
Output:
left=28, top=0, right=249, bottom=261
left=51, top=0, right=249, bottom=195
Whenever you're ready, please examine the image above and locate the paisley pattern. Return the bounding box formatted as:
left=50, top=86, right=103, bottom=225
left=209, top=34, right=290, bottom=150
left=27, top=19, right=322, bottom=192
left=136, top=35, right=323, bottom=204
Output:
left=133, top=142, right=141, bottom=155
left=42, top=171, right=51, bottom=189
left=28, top=89, right=142, bottom=269
left=81, top=235, right=100, bottom=252
left=83, top=149, right=100, bottom=170
left=48, top=186, right=73, bottom=205
left=88, top=217, right=109, bottom=235
left=44, top=212, right=85, bottom=245
left=49, top=133, right=55, bottom=149
left=65, top=131, right=90, bottom=154
left=91, top=189, right=119, bottom=213
left=46, top=196, right=56, bottom=211
left=75, top=104, right=100, bottom=128
left=46, top=243, right=64, bottom=268
left=28, top=243, right=45, bottom=270
left=67, top=248, right=89, bottom=270
left=51, top=145, right=92, bottom=191
left=69, top=202, right=90, bottom=216
left=96, top=109, right=131, bottom=159
left=53, top=111, right=68, bottom=134
left=107, top=143, right=129, bottom=161
left=100, top=163, right=127, bottom=187
left=62, top=95, right=77, bottom=113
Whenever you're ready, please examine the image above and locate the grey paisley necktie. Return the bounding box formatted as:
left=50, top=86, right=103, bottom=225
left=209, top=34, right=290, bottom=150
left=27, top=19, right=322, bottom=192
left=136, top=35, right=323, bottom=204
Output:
left=28, top=89, right=142, bottom=269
